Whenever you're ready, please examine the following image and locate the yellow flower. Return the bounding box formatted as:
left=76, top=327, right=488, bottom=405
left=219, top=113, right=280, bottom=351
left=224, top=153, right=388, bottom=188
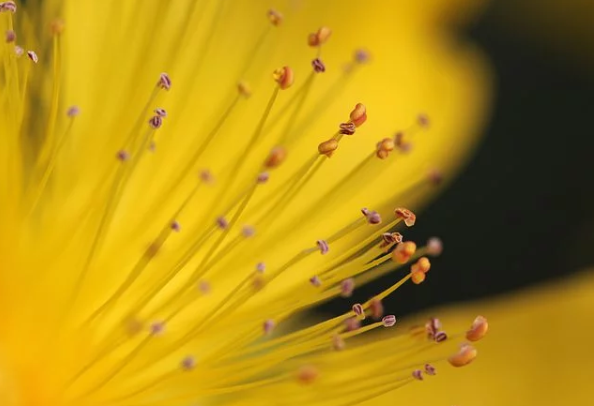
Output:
left=0, top=0, right=490, bottom=405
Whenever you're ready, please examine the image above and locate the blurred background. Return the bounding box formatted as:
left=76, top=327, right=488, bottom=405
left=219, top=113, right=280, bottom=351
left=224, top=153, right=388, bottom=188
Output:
left=321, top=0, right=594, bottom=318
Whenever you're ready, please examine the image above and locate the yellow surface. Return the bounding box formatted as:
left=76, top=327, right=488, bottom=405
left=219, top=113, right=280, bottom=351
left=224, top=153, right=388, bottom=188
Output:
left=0, top=0, right=490, bottom=405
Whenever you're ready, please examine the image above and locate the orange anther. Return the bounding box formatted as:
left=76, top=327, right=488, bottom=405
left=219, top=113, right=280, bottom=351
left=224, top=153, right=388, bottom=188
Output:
left=394, top=207, right=416, bottom=227
left=411, top=257, right=431, bottom=274
left=411, top=270, right=426, bottom=285
left=448, top=344, right=477, bottom=367
left=392, top=241, right=416, bottom=264
left=267, top=9, right=283, bottom=26
left=318, top=139, right=339, bottom=157
left=466, top=316, right=489, bottom=342
left=264, top=146, right=287, bottom=169
left=272, top=66, right=294, bottom=90
left=349, top=103, right=367, bottom=127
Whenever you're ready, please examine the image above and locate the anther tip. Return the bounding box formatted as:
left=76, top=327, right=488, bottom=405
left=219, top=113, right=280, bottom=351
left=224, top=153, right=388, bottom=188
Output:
left=66, top=105, right=80, bottom=117
left=267, top=9, right=283, bottom=26
left=349, top=103, right=367, bottom=127
left=448, top=343, right=477, bottom=367
left=5, top=29, right=15, bottom=43
left=157, top=72, right=172, bottom=90
left=26, top=50, right=38, bottom=64
left=0, top=1, right=16, bottom=13
left=273, top=66, right=294, bottom=90
left=466, top=316, right=489, bottom=342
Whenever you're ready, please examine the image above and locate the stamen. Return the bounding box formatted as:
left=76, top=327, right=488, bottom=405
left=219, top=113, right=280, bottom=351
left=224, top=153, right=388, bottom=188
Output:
left=309, top=275, right=322, bottom=287
left=26, top=50, right=38, bottom=63
left=349, top=103, right=367, bottom=127
left=157, top=72, right=172, bottom=90
left=181, top=356, right=196, bottom=371
left=0, top=1, right=16, bottom=13
left=5, top=29, right=15, bottom=43
left=382, top=315, right=397, bottom=327
left=412, top=369, right=423, bottom=381
left=339, top=122, right=356, bottom=135
left=148, top=115, right=163, bottom=129
left=216, top=216, right=229, bottom=230
left=361, top=208, right=382, bottom=224
left=425, top=364, right=437, bottom=375
left=154, top=108, right=167, bottom=117
left=316, top=239, right=329, bottom=255
left=272, top=66, right=294, bottom=90
left=392, top=241, right=417, bottom=264
left=426, top=237, right=443, bottom=256
left=66, top=105, right=80, bottom=117
left=308, top=26, right=332, bottom=47
left=411, top=270, right=425, bottom=285
left=318, top=139, right=338, bottom=157
left=237, top=81, right=252, bottom=98
left=263, top=319, right=275, bottom=335
left=340, top=278, right=355, bottom=297
left=267, top=9, right=283, bottom=26
left=370, top=299, right=384, bottom=320
left=256, top=262, right=266, bottom=273
left=466, top=316, right=489, bottom=342
left=352, top=303, right=365, bottom=320
left=149, top=321, right=165, bottom=336
left=312, top=58, right=326, bottom=73
left=296, top=365, right=319, bottom=385
left=376, top=137, right=395, bottom=159
left=411, top=257, right=431, bottom=274
left=264, top=146, right=287, bottom=169
left=394, top=207, right=416, bottom=226
left=242, top=225, right=256, bottom=238
left=434, top=331, right=448, bottom=343
left=332, top=334, right=346, bottom=351
left=448, top=343, right=477, bottom=367
left=116, top=150, right=130, bottom=162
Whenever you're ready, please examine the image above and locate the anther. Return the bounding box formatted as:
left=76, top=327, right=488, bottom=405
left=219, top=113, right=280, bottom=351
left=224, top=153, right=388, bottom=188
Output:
left=14, top=46, right=23, bottom=57
left=428, top=168, right=443, bottom=185
left=257, top=172, right=269, bottom=184
left=466, top=316, right=489, bottom=342
left=148, top=115, right=163, bottom=129
left=256, top=262, right=266, bottom=273
left=394, top=207, right=416, bottom=227
left=170, top=221, right=181, bottom=232
left=5, top=29, right=15, bottom=43
left=412, top=369, right=423, bottom=381
left=316, top=240, right=329, bottom=255
left=349, top=103, right=367, bottom=127
left=340, top=278, right=355, bottom=297
left=426, top=237, right=443, bottom=256
left=237, top=81, right=252, bottom=98
left=376, top=137, right=395, bottom=159
left=267, top=9, right=283, bottom=26
left=411, top=271, right=426, bottom=285
left=66, top=106, right=80, bottom=118
left=149, top=321, right=165, bottom=336
left=424, top=364, right=437, bottom=376
left=264, top=146, right=287, bottom=169
left=411, top=257, right=431, bottom=274
left=50, top=19, right=65, bottom=35
left=394, top=131, right=412, bottom=153
left=392, top=241, right=416, bottom=264
left=0, top=1, right=16, bottom=13
left=242, top=225, right=256, bottom=238
left=434, top=331, right=448, bottom=343
left=318, top=139, right=338, bottom=157
left=157, top=72, right=172, bottom=90
left=448, top=343, right=477, bottom=367
left=308, top=26, right=332, bottom=47
left=216, top=216, right=229, bottom=229
left=332, top=334, right=345, bottom=351
left=370, top=299, right=384, bottom=320
left=272, top=66, right=294, bottom=90
left=312, top=58, right=326, bottom=73
left=425, top=318, right=441, bottom=339
left=154, top=108, right=167, bottom=118
left=296, top=365, right=319, bottom=385
left=309, top=275, right=322, bottom=287
left=345, top=317, right=361, bottom=331
left=116, top=150, right=130, bottom=162
left=361, top=208, right=382, bottom=225
left=263, top=319, right=275, bottom=335
left=352, top=303, right=365, bottom=320
left=27, top=50, right=38, bottom=64
left=200, top=169, right=214, bottom=184
left=382, top=315, right=397, bottom=327
left=198, top=280, right=211, bottom=294
left=181, top=356, right=196, bottom=371
left=354, top=48, right=371, bottom=64
left=380, top=232, right=403, bottom=249
left=339, top=122, right=356, bottom=135
left=417, top=113, right=430, bottom=128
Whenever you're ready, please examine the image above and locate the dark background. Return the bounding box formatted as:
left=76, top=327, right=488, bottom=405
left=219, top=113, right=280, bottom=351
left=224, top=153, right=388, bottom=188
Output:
left=321, top=0, right=594, bottom=316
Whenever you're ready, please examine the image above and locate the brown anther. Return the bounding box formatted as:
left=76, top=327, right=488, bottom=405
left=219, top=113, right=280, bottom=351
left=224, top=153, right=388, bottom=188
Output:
left=352, top=303, right=365, bottom=320
left=308, top=26, right=332, bottom=47
left=382, top=315, right=397, bottom=327
left=318, top=138, right=338, bottom=157
left=332, top=334, right=345, bottom=351
left=425, top=364, right=437, bottom=376
left=263, top=319, right=275, bottom=335
left=256, top=262, right=266, bottom=273
left=392, top=241, right=417, bottom=264
left=216, top=216, right=228, bottom=229
left=242, top=225, right=256, bottom=238
left=199, top=169, right=214, bottom=184
left=354, top=48, right=371, bottom=64
left=116, top=150, right=130, bottom=162
left=154, top=108, right=167, bottom=118
left=272, top=66, right=294, bottom=90
left=394, top=131, right=413, bottom=153
left=252, top=274, right=266, bottom=290
left=412, top=369, right=423, bottom=381
left=257, top=172, right=269, bottom=184
left=149, top=321, right=165, bottom=336
left=148, top=115, right=163, bottom=129
left=198, top=280, right=211, bottom=294
left=425, top=317, right=441, bottom=339
left=340, top=278, right=355, bottom=297
left=380, top=232, right=403, bottom=249
left=50, top=19, right=65, bottom=35
left=309, top=275, right=322, bottom=287
left=66, top=106, right=80, bottom=118
left=411, top=270, right=426, bottom=285
left=426, top=237, right=443, bottom=256
left=267, top=9, right=283, bottom=26
left=434, top=331, right=448, bottom=343
left=394, top=207, right=416, bottom=227
left=411, top=257, right=431, bottom=274
left=376, top=137, right=395, bottom=159
left=0, top=1, right=16, bottom=13
left=316, top=239, right=329, bottom=255
left=466, top=316, right=489, bottom=342
left=349, top=103, right=367, bottom=127
left=157, top=72, right=172, bottom=90
left=312, top=58, right=326, bottom=73
left=181, top=356, right=196, bottom=370
left=237, top=81, right=252, bottom=98
left=417, top=113, right=430, bottom=128
left=448, top=343, right=477, bottom=367
left=370, top=298, right=384, bottom=320
left=361, top=208, right=382, bottom=225
left=27, top=50, right=38, bottom=64
left=339, top=122, right=356, bottom=135
left=296, top=365, right=319, bottom=385
left=428, top=168, right=443, bottom=185
left=345, top=317, right=361, bottom=331
left=5, top=29, right=15, bottom=43
left=264, top=146, right=287, bottom=169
